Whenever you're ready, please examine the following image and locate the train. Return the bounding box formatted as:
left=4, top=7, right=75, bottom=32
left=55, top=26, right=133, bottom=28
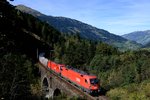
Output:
left=39, top=53, right=101, bottom=95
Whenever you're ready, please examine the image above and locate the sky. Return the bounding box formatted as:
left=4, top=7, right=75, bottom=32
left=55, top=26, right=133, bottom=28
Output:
left=9, top=0, right=150, bottom=35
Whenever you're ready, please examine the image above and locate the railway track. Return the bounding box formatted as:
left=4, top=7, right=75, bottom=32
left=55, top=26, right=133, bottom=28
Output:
left=38, top=62, right=109, bottom=100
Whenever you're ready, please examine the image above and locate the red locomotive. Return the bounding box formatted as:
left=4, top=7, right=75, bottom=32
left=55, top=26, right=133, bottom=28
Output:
left=61, top=66, right=100, bottom=94
left=39, top=54, right=100, bottom=95
left=47, top=61, right=100, bottom=95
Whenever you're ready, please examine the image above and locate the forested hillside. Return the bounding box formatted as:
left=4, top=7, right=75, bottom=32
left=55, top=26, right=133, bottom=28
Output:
left=1, top=0, right=150, bottom=100
left=0, top=0, right=62, bottom=99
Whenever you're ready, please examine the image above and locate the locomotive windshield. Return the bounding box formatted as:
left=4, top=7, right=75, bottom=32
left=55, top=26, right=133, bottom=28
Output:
left=90, top=78, right=99, bottom=85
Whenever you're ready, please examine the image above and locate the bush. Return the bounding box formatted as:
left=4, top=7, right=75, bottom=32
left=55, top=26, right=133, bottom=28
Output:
left=107, top=80, right=150, bottom=100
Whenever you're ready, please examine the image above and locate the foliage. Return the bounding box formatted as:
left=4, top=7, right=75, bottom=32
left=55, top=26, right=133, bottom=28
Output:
left=0, top=1, right=49, bottom=99
left=107, top=80, right=150, bottom=100
left=53, top=35, right=96, bottom=68
left=0, top=53, right=35, bottom=99
left=88, top=50, right=150, bottom=89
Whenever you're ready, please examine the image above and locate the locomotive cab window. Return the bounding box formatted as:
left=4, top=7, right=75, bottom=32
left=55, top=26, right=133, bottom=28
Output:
left=90, top=78, right=99, bottom=85
left=85, top=79, right=88, bottom=84
left=60, top=66, right=63, bottom=70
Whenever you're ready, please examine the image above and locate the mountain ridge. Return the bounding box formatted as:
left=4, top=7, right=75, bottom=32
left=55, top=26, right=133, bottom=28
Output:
left=16, top=5, right=141, bottom=50
left=122, top=30, right=150, bottom=45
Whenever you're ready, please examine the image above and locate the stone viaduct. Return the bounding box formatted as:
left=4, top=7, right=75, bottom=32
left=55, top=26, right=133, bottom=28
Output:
left=39, top=63, right=87, bottom=99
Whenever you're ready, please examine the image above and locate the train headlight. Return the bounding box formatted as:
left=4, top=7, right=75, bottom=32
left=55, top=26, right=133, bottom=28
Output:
left=90, top=90, right=93, bottom=93
left=98, top=88, right=101, bottom=92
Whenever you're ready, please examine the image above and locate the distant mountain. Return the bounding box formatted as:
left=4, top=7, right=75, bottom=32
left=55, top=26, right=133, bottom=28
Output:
left=16, top=4, right=44, bottom=17
left=122, top=30, right=150, bottom=45
left=144, top=43, right=150, bottom=48
left=16, top=5, right=141, bottom=50
left=143, top=41, right=150, bottom=48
